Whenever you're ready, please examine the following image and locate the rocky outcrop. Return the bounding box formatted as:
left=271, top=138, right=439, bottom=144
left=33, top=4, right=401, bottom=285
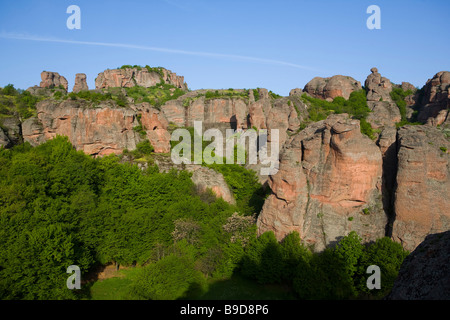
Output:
left=365, top=67, right=393, bottom=102
left=365, top=68, right=400, bottom=132
left=22, top=100, right=141, bottom=156
left=95, top=67, right=188, bottom=90
left=40, top=71, right=68, bottom=91
left=387, top=231, right=450, bottom=300
left=191, top=166, right=236, bottom=205
left=0, top=117, right=22, bottom=148
left=161, top=89, right=301, bottom=147
left=0, top=127, right=10, bottom=148
left=125, top=154, right=236, bottom=204
left=417, top=71, right=450, bottom=126
left=392, top=125, right=450, bottom=251
left=73, top=73, right=89, bottom=93
left=257, top=114, right=387, bottom=251
left=303, top=75, right=362, bottom=100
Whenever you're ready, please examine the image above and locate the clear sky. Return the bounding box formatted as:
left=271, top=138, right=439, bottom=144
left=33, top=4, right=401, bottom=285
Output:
left=0, top=0, right=449, bottom=96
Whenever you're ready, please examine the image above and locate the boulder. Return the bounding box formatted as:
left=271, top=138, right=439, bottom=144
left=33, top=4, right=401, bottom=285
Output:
left=392, top=125, right=450, bottom=251
left=387, top=231, right=450, bottom=300
left=303, top=75, right=362, bottom=100
left=0, top=117, right=22, bottom=147
left=191, top=166, right=236, bottom=205
left=0, top=127, right=10, bottom=148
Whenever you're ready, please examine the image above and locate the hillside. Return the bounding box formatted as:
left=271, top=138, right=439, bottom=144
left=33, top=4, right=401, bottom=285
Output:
left=0, top=66, right=449, bottom=300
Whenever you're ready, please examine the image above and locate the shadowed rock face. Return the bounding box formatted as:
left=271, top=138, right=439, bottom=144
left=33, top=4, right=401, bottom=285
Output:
left=257, top=114, right=387, bottom=251
left=303, top=75, right=362, bottom=100
left=387, top=231, right=450, bottom=300
left=0, top=128, right=9, bottom=148
left=417, top=71, right=450, bottom=126
left=392, top=125, right=450, bottom=251
left=40, top=71, right=68, bottom=91
left=95, top=67, right=188, bottom=90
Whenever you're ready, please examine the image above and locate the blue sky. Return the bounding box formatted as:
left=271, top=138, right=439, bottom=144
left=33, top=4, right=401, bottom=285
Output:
left=0, top=0, right=449, bottom=96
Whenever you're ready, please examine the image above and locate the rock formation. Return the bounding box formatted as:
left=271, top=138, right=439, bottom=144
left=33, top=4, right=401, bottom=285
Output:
left=365, top=67, right=393, bottom=102
left=417, top=71, right=450, bottom=126
left=387, top=231, right=450, bottom=300
left=0, top=117, right=22, bottom=148
left=95, top=67, right=188, bottom=90
left=0, top=127, right=10, bottom=148
left=191, top=166, right=236, bottom=205
left=303, top=75, right=362, bottom=100
left=136, top=103, right=171, bottom=154
left=73, top=73, right=89, bottom=93
left=7, top=66, right=450, bottom=253
left=365, top=68, right=401, bottom=132
left=257, top=114, right=387, bottom=251
left=392, top=125, right=450, bottom=251
left=39, top=71, right=68, bottom=91
left=162, top=88, right=302, bottom=148
left=22, top=99, right=141, bottom=156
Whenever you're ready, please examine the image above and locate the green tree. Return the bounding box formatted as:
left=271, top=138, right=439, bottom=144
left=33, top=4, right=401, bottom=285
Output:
left=127, top=245, right=206, bottom=300
left=356, top=237, right=409, bottom=298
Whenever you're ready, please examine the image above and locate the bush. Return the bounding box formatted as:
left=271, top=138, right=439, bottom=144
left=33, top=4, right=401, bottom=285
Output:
left=355, top=237, right=409, bottom=298
left=135, top=139, right=154, bottom=155
left=127, top=252, right=206, bottom=300
left=240, top=231, right=283, bottom=284
left=390, top=88, right=413, bottom=120
left=301, top=90, right=374, bottom=138
left=53, top=91, right=63, bottom=100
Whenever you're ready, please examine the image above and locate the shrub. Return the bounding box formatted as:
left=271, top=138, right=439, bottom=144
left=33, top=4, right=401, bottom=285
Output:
left=53, top=91, right=63, bottom=100
left=253, top=89, right=260, bottom=101
left=135, top=139, right=154, bottom=155
left=355, top=237, right=409, bottom=298
left=301, top=90, right=375, bottom=138
left=127, top=253, right=206, bottom=300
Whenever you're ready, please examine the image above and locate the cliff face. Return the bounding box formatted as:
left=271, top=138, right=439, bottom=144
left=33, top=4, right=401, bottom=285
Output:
left=6, top=66, right=450, bottom=252
left=257, top=114, right=387, bottom=251
left=417, top=71, right=450, bottom=126
left=22, top=100, right=141, bottom=156
left=392, top=125, right=450, bottom=251
left=387, top=231, right=450, bottom=300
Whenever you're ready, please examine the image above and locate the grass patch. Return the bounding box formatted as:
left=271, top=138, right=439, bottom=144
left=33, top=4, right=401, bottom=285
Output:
left=89, top=267, right=141, bottom=300
left=89, top=268, right=296, bottom=300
